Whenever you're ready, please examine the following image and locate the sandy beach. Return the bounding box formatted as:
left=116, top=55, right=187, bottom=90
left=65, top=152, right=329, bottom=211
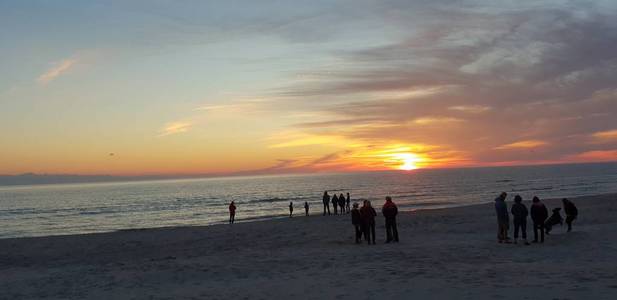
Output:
left=1, top=193, right=616, bottom=299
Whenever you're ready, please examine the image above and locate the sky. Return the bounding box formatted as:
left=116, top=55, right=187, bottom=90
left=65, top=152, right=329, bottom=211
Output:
left=1, top=0, right=616, bottom=176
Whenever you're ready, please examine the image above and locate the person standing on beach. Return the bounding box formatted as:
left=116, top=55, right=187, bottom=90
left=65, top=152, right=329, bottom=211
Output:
left=361, top=200, right=377, bottom=245
left=289, top=202, right=293, bottom=217
left=495, top=192, right=510, bottom=243
left=332, top=194, right=339, bottom=215
left=346, top=193, right=351, bottom=213
left=530, top=196, right=548, bottom=243
left=511, top=195, right=529, bottom=245
left=229, top=201, right=236, bottom=224
left=304, top=201, right=309, bottom=216
left=382, top=196, right=399, bottom=243
left=323, top=191, right=331, bottom=216
left=351, top=202, right=362, bottom=243
left=562, top=198, right=578, bottom=232
left=338, top=193, right=345, bottom=214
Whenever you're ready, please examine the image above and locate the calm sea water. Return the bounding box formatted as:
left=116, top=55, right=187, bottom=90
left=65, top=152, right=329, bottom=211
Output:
left=1, top=163, right=616, bottom=238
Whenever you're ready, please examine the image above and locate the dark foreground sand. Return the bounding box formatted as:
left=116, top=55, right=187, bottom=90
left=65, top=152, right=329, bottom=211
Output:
left=1, top=194, right=617, bottom=299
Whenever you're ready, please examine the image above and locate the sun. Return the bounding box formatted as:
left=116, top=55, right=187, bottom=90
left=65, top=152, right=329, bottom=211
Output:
left=393, top=153, right=422, bottom=171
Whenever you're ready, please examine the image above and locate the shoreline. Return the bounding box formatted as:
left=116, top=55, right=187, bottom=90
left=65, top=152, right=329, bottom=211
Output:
left=2, top=192, right=616, bottom=299
left=2, top=192, right=615, bottom=241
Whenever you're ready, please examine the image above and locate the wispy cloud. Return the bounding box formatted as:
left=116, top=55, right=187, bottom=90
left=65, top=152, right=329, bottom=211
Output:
left=37, top=58, right=78, bottom=85
left=592, top=129, right=617, bottom=142
left=412, top=117, right=464, bottom=125
left=448, top=105, right=492, bottom=114
left=494, top=140, right=548, bottom=150
left=158, top=122, right=192, bottom=137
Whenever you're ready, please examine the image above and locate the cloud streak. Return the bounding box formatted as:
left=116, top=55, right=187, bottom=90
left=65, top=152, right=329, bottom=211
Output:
left=158, top=122, right=191, bottom=137
left=37, top=58, right=78, bottom=85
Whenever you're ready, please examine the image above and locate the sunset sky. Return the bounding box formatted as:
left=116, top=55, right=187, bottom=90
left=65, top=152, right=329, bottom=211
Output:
left=1, top=0, right=616, bottom=176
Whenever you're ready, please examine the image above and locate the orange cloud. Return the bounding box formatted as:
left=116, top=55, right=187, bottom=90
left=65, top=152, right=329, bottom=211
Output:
left=592, top=129, right=617, bottom=141
left=565, top=150, right=617, bottom=162
left=494, top=140, right=548, bottom=150
left=412, top=117, right=464, bottom=125
left=38, top=58, right=78, bottom=85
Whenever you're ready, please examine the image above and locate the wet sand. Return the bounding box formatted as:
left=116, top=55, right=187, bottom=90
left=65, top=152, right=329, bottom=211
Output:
left=1, top=193, right=616, bottom=299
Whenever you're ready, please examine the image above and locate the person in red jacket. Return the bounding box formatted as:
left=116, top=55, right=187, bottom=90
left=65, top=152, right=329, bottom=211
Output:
left=382, top=196, right=399, bottom=243
left=360, top=200, right=377, bottom=245
left=229, top=201, right=236, bottom=224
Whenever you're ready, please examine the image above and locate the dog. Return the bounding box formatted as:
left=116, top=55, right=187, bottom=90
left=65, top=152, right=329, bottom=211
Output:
left=545, top=207, right=563, bottom=234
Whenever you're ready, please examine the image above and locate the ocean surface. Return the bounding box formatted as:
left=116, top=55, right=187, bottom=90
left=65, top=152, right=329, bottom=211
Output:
left=1, top=163, right=616, bottom=238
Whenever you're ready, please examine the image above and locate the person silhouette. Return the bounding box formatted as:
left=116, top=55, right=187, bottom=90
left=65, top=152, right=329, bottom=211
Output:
left=495, top=192, right=510, bottom=243
left=346, top=193, right=351, bottom=213
left=360, top=200, right=377, bottom=245
left=511, top=195, right=529, bottom=245
left=562, top=198, right=578, bottom=232
left=530, top=196, right=548, bottom=243
left=322, top=191, right=331, bottom=216
left=289, top=201, right=293, bottom=217
left=332, top=194, right=339, bottom=215
left=351, top=202, right=362, bottom=243
left=229, top=201, right=236, bottom=224
left=304, top=201, right=309, bottom=216
left=382, top=196, right=399, bottom=243
left=338, top=193, right=345, bottom=214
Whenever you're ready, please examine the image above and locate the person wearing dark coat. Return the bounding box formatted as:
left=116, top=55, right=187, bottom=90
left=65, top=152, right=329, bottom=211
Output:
left=304, top=201, right=309, bottom=216
left=530, top=196, right=548, bottom=243
left=351, top=202, right=362, bottom=243
left=322, top=191, right=331, bottom=216
left=545, top=208, right=563, bottom=234
left=382, top=196, right=399, bottom=243
left=360, top=200, right=377, bottom=245
left=346, top=193, right=351, bottom=213
left=562, top=198, right=578, bottom=232
left=229, top=201, right=236, bottom=224
left=338, top=193, right=345, bottom=214
left=510, top=195, right=529, bottom=245
left=494, top=192, right=510, bottom=243
left=289, top=201, right=293, bottom=217
left=332, top=194, right=339, bottom=215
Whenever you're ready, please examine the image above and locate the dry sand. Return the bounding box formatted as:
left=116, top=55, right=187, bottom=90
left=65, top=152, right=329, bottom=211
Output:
left=1, top=193, right=617, bottom=299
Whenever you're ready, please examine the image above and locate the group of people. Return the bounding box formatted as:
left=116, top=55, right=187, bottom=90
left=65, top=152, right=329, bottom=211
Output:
left=495, top=192, right=579, bottom=245
left=350, top=196, right=400, bottom=245
left=321, top=191, right=351, bottom=215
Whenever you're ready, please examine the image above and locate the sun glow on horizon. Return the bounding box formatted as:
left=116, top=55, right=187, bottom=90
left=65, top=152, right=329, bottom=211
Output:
left=380, top=152, right=422, bottom=171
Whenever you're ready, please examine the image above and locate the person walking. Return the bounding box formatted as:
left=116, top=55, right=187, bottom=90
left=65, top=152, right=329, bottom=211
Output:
left=360, top=200, right=377, bottom=245
left=351, top=202, right=362, bottom=243
left=495, top=192, right=510, bottom=243
left=562, top=198, right=578, bottom=232
left=530, top=196, right=548, bottom=243
left=511, top=195, right=529, bottom=245
left=382, top=196, right=399, bottom=243
left=229, top=201, right=236, bottom=224
left=304, top=201, right=309, bottom=216
left=322, top=191, right=331, bottom=216
left=338, top=193, right=345, bottom=214
left=332, top=194, right=339, bottom=215
left=346, top=193, right=351, bottom=213
left=289, top=201, right=293, bottom=217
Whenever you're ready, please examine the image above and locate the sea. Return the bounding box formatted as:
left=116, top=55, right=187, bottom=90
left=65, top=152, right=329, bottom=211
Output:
left=1, top=162, right=616, bottom=238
